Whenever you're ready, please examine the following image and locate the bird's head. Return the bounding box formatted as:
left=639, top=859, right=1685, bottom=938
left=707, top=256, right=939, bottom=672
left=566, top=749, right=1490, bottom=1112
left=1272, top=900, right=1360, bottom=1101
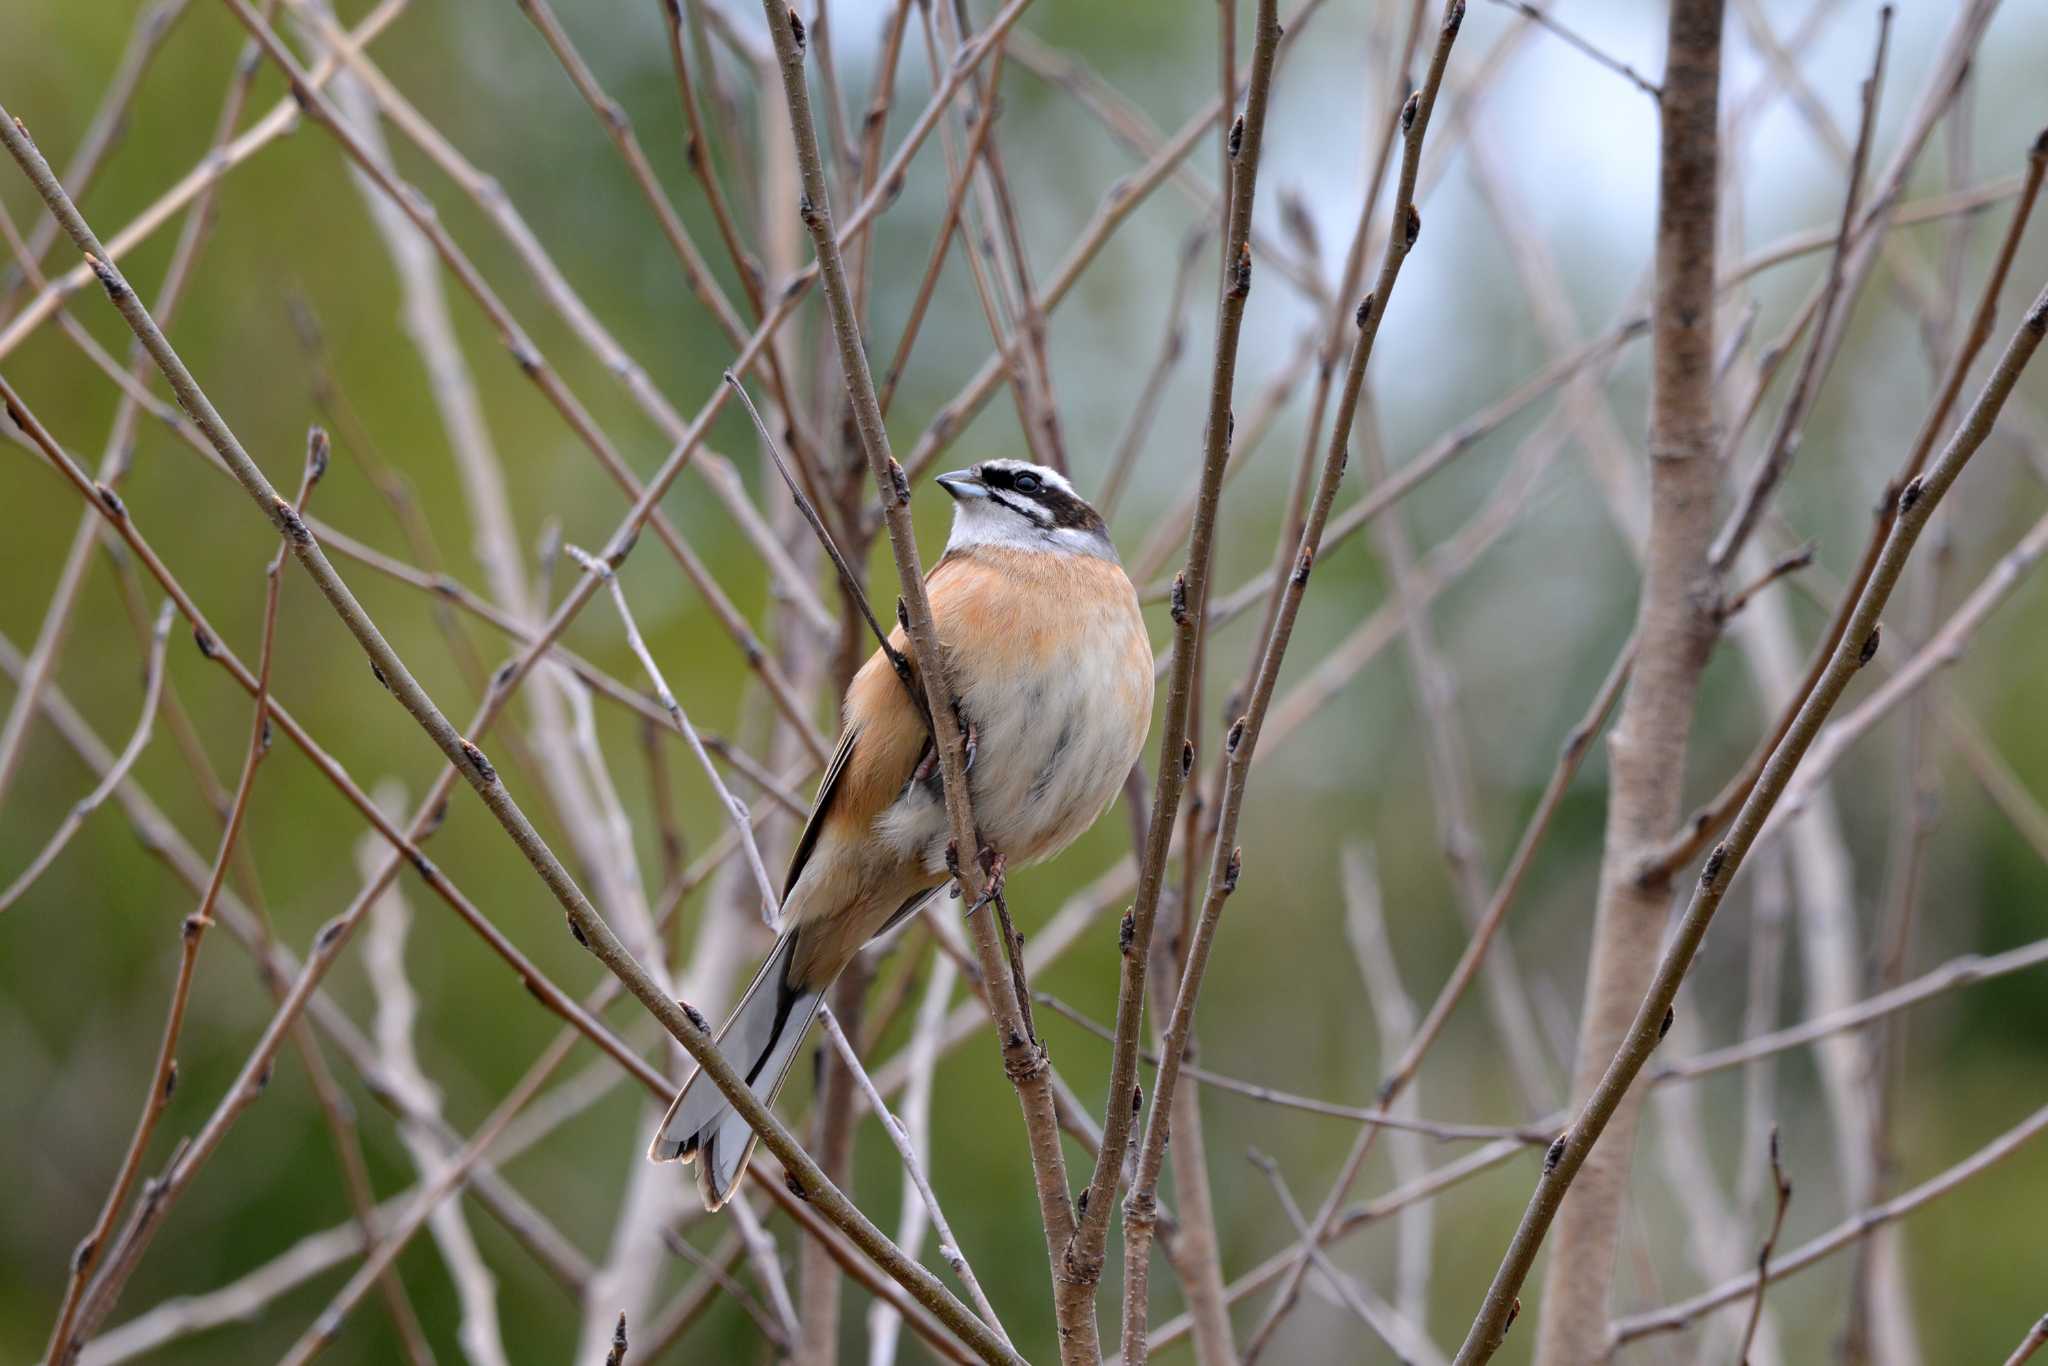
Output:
left=935, top=460, right=1116, bottom=561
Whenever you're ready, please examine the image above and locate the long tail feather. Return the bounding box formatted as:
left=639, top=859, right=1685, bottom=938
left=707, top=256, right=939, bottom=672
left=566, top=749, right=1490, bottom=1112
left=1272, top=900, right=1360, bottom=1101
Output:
left=648, top=928, right=823, bottom=1210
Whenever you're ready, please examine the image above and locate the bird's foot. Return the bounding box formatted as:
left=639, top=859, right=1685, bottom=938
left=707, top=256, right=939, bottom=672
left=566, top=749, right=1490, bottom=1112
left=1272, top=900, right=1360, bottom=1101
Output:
left=964, top=846, right=1007, bottom=918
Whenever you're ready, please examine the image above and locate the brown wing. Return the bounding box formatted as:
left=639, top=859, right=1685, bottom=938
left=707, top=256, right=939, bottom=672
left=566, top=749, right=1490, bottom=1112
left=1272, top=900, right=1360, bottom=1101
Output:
left=780, top=726, right=860, bottom=901
left=779, top=553, right=978, bottom=899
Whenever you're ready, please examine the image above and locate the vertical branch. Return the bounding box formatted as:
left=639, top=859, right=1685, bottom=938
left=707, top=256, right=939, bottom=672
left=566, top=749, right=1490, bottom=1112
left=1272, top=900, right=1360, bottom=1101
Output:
left=1128, top=10, right=1466, bottom=1363
left=50, top=439, right=320, bottom=1364
left=1339, top=849, right=1433, bottom=1333
left=751, top=4, right=1087, bottom=1357
left=797, top=963, right=872, bottom=1366
left=357, top=797, right=511, bottom=1366
left=38, top=605, right=177, bottom=1359
left=1734, top=1128, right=1792, bottom=1366
left=1455, top=276, right=2048, bottom=1362
left=868, top=953, right=968, bottom=1366
left=1526, top=4, right=1724, bottom=1360
left=1068, top=4, right=1289, bottom=1351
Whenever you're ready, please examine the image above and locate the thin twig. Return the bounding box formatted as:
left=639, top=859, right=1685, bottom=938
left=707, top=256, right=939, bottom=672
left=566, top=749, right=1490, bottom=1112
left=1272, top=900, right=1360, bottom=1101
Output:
left=868, top=947, right=960, bottom=1366
left=660, top=1226, right=785, bottom=1349
left=754, top=1, right=1078, bottom=1359
left=874, top=72, right=1003, bottom=419
left=723, top=371, right=924, bottom=724
left=0, top=111, right=1012, bottom=1366
left=1654, top=934, right=2048, bottom=1087
left=1478, top=0, right=1660, bottom=100
left=1611, top=1104, right=2048, bottom=1349
left=1246, top=1150, right=1450, bottom=1366
left=1453, top=278, right=2048, bottom=1362
left=819, top=1007, right=1014, bottom=1351
left=2006, top=1315, right=2048, bottom=1366
left=1734, top=1126, right=1792, bottom=1364
left=1634, top=126, right=2048, bottom=886
left=1035, top=992, right=1553, bottom=1142
left=1717, top=543, right=1817, bottom=622
left=1341, top=847, right=1435, bottom=1330
left=0, top=599, right=172, bottom=914
left=1776, top=505, right=2048, bottom=822
left=564, top=544, right=781, bottom=927
left=1357, top=385, right=1556, bottom=1113
left=1709, top=6, right=1891, bottom=572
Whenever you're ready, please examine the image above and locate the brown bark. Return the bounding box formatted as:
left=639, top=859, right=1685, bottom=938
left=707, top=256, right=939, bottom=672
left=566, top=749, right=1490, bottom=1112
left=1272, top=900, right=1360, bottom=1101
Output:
left=1530, top=2, right=1724, bottom=1360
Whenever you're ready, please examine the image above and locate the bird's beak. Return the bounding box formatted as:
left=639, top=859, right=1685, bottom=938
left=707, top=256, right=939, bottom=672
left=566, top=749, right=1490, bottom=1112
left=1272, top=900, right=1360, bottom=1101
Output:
left=936, top=468, right=988, bottom=501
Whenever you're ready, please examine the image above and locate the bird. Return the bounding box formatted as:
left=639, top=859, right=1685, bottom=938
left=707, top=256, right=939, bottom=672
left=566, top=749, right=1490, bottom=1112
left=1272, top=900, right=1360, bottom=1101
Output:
left=649, top=458, right=1154, bottom=1209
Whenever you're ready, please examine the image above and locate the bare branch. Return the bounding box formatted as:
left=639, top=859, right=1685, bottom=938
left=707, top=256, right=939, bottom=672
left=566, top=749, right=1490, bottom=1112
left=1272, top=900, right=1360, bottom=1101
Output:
left=819, top=1006, right=1014, bottom=1351
left=0, top=599, right=172, bottom=915
left=1455, top=274, right=2048, bottom=1363
left=2006, top=1315, right=2048, bottom=1366
left=1734, top=1127, right=1792, bottom=1365
left=1477, top=0, right=1660, bottom=100
left=565, top=544, right=781, bottom=927
left=1246, top=1149, right=1449, bottom=1366
left=0, top=104, right=1013, bottom=1366
left=1612, top=1104, right=2048, bottom=1350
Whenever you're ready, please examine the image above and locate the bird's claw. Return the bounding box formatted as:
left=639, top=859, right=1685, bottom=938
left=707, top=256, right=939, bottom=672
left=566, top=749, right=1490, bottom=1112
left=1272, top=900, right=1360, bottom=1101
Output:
left=964, top=847, right=1006, bottom=918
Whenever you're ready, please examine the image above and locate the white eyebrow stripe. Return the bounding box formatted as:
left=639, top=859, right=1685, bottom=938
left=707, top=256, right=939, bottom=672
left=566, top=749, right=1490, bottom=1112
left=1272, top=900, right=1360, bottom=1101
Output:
left=980, top=459, right=1075, bottom=499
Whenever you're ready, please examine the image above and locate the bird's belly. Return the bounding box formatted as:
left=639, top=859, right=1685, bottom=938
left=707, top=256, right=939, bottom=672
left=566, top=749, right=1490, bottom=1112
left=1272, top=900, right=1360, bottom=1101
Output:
left=970, top=659, right=1140, bottom=862
left=878, top=650, right=1143, bottom=874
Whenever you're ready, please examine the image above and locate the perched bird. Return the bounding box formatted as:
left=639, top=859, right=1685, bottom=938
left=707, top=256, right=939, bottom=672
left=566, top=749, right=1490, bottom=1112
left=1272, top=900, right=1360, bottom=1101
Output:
left=650, top=459, right=1154, bottom=1209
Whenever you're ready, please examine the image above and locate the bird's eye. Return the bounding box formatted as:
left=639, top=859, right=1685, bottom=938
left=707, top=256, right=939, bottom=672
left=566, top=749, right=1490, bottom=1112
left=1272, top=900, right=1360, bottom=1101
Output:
left=1013, top=472, right=1042, bottom=494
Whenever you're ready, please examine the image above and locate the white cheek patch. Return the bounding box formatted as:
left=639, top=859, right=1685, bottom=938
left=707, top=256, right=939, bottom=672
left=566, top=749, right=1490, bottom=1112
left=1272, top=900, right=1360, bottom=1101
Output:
left=946, top=495, right=1044, bottom=552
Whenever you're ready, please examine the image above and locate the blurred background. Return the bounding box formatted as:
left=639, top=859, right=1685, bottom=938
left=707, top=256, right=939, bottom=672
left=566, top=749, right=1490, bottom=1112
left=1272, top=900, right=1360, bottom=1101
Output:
left=3, top=0, right=2048, bottom=1361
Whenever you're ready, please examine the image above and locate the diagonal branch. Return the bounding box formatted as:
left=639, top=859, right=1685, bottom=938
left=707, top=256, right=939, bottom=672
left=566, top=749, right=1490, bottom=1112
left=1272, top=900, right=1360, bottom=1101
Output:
left=1056, top=3, right=1297, bottom=1357
left=752, top=1, right=1069, bottom=1359
left=0, top=98, right=1015, bottom=1366
left=1633, top=127, right=2048, bottom=886
left=1136, top=11, right=1469, bottom=1366
left=1454, top=276, right=2048, bottom=1362
left=1611, top=1104, right=2048, bottom=1351
left=0, top=599, right=172, bottom=914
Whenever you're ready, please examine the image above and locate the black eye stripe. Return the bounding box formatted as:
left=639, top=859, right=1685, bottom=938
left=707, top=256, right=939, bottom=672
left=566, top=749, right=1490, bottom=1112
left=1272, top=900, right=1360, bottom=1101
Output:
left=970, top=467, right=1108, bottom=540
